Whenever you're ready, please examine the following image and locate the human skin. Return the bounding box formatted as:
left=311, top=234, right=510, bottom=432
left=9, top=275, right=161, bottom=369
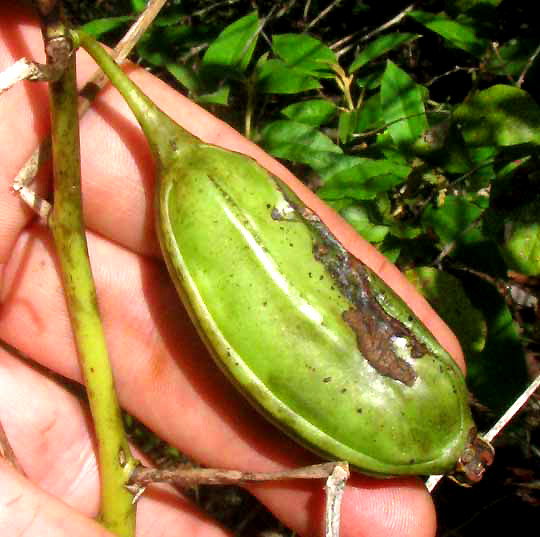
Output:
left=0, top=4, right=464, bottom=536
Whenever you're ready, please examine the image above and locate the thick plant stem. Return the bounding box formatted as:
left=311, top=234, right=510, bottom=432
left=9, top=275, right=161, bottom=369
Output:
left=73, top=29, right=197, bottom=169
left=46, top=28, right=137, bottom=537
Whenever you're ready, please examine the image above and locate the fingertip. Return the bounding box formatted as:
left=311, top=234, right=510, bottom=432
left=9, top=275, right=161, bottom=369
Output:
left=342, top=477, right=437, bottom=537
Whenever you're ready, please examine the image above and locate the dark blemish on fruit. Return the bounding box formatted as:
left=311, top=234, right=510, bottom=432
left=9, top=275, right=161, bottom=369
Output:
left=281, top=193, right=427, bottom=387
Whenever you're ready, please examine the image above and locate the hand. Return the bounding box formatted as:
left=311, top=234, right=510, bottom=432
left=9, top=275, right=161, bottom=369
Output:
left=1, top=4, right=463, bottom=536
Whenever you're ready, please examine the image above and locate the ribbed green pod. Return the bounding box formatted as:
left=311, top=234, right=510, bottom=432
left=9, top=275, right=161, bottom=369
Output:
left=77, top=30, right=493, bottom=480
left=156, top=146, right=474, bottom=476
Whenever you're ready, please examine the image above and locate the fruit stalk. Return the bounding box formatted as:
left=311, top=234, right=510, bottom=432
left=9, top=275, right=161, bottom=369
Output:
left=74, top=29, right=195, bottom=168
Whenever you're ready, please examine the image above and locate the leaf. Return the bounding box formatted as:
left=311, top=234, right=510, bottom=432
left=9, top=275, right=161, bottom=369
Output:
left=130, top=0, right=147, bottom=13
left=202, top=12, right=260, bottom=72
left=350, top=33, right=420, bottom=73
left=356, top=93, right=382, bottom=132
left=498, top=198, right=540, bottom=276
left=272, top=34, right=336, bottom=77
left=340, top=206, right=390, bottom=243
left=485, top=38, right=540, bottom=78
left=380, top=61, right=427, bottom=147
left=261, top=120, right=342, bottom=170
left=412, top=120, right=474, bottom=174
left=408, top=10, right=489, bottom=57
left=165, top=62, right=199, bottom=93
left=422, top=195, right=485, bottom=245
left=356, top=69, right=384, bottom=91
left=460, top=274, right=528, bottom=413
left=405, top=267, right=487, bottom=360
left=317, top=156, right=411, bottom=200
left=453, top=85, right=540, bottom=147
left=281, top=99, right=337, bottom=126
left=257, top=59, right=321, bottom=94
left=338, top=94, right=382, bottom=143
left=81, top=16, right=133, bottom=38
left=338, top=109, right=360, bottom=144
left=196, top=86, right=230, bottom=106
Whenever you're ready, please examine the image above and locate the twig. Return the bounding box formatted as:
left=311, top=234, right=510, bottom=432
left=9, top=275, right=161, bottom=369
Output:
left=325, top=463, right=349, bottom=537
left=192, top=0, right=242, bottom=18
left=432, top=218, right=482, bottom=267
left=426, top=65, right=478, bottom=87
left=331, top=2, right=416, bottom=57
left=483, top=374, right=540, bottom=444
left=306, top=0, right=343, bottom=30
left=517, top=41, right=540, bottom=88
left=130, top=461, right=349, bottom=537
left=0, top=58, right=51, bottom=94
left=130, top=461, right=346, bottom=487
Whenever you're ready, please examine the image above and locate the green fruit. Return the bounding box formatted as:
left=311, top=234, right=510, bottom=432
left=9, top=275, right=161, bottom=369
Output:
left=75, top=30, right=493, bottom=481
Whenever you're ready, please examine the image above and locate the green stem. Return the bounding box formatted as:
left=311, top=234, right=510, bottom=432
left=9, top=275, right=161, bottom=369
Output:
left=47, top=26, right=137, bottom=537
left=73, top=29, right=197, bottom=168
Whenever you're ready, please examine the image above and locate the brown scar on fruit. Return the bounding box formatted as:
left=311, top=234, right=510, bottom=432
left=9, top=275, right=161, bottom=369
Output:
left=335, top=258, right=423, bottom=387
left=275, top=196, right=428, bottom=386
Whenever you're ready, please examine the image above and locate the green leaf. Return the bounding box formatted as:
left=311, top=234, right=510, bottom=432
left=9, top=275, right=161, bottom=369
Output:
left=350, top=33, right=420, bottom=73
left=356, top=69, right=384, bottom=90
left=411, top=120, right=474, bottom=174
left=281, top=99, right=336, bottom=126
left=380, top=61, right=427, bottom=147
left=461, top=275, right=527, bottom=413
left=257, top=59, right=321, bottom=94
left=338, top=94, right=382, bottom=143
left=165, top=63, right=199, bottom=93
left=81, top=16, right=133, bottom=38
left=405, top=267, right=487, bottom=360
left=453, top=85, right=540, bottom=147
left=317, top=156, right=411, bottom=200
left=422, top=195, right=485, bottom=245
left=196, top=86, right=230, bottom=106
left=408, top=10, right=489, bottom=57
left=338, top=109, right=359, bottom=144
left=340, top=206, right=390, bottom=243
left=130, top=0, right=147, bottom=13
left=498, top=198, right=540, bottom=276
left=202, top=12, right=260, bottom=72
left=356, top=93, right=382, bottom=132
left=272, top=34, right=336, bottom=77
left=485, top=38, right=540, bottom=78
left=261, top=120, right=342, bottom=170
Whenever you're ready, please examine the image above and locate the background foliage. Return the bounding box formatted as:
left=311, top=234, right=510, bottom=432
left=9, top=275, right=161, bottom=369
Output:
left=64, top=1, right=540, bottom=535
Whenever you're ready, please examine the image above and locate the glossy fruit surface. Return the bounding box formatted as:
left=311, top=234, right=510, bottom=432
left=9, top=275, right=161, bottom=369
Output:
left=156, top=144, right=475, bottom=476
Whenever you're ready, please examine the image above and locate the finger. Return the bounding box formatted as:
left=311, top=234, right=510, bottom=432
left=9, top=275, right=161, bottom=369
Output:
left=0, top=459, right=113, bottom=537
left=0, top=5, right=462, bottom=366
left=0, top=345, right=233, bottom=537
